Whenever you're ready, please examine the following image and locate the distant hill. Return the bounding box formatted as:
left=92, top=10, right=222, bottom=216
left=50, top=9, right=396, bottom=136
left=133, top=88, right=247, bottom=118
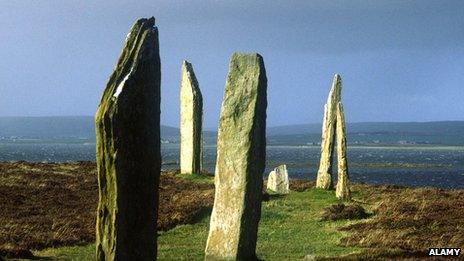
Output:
left=268, top=121, right=464, bottom=136
left=0, top=117, right=463, bottom=145
left=267, top=124, right=321, bottom=136
left=267, top=121, right=464, bottom=145
left=0, top=116, right=179, bottom=141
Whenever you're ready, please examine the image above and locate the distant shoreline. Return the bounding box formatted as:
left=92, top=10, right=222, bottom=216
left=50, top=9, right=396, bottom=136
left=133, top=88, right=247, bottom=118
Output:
left=1, top=140, right=464, bottom=149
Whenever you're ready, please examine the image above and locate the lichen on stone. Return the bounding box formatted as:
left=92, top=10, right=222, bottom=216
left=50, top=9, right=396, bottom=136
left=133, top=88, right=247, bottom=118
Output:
left=205, top=53, right=267, bottom=260
left=95, top=17, right=161, bottom=260
left=180, top=60, right=203, bottom=175
left=316, top=74, right=351, bottom=199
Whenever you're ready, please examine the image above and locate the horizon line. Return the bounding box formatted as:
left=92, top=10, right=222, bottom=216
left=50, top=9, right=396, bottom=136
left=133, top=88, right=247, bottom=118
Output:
left=0, top=115, right=463, bottom=130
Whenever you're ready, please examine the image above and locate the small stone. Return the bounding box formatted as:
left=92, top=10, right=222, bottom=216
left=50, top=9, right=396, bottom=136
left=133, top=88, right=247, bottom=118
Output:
left=180, top=60, right=203, bottom=175
left=95, top=17, right=161, bottom=260
left=205, top=53, right=267, bottom=260
left=267, top=164, right=290, bottom=194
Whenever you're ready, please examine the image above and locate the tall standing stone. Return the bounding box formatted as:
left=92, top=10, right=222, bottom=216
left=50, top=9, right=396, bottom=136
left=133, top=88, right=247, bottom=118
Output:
left=95, top=17, right=161, bottom=260
left=180, top=61, right=203, bottom=174
left=335, top=102, right=351, bottom=200
left=316, top=74, right=341, bottom=189
left=205, top=53, right=267, bottom=260
left=267, top=164, right=290, bottom=194
left=316, top=75, right=351, bottom=197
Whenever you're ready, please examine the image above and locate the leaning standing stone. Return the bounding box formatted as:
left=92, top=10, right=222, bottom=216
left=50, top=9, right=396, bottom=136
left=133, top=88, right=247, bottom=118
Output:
left=267, top=164, right=290, bottom=194
left=95, top=17, right=161, bottom=260
left=205, top=53, right=267, bottom=260
left=180, top=60, right=203, bottom=175
left=316, top=74, right=342, bottom=189
left=335, top=102, right=351, bottom=200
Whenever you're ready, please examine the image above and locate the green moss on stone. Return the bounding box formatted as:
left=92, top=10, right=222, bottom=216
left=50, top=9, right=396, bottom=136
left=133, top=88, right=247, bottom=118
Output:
left=95, top=17, right=161, bottom=260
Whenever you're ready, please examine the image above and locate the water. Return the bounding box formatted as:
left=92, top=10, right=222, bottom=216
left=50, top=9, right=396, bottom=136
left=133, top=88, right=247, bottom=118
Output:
left=0, top=142, right=463, bottom=189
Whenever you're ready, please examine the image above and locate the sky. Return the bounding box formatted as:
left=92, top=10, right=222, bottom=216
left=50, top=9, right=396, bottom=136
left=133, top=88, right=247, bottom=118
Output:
left=0, top=1, right=463, bottom=129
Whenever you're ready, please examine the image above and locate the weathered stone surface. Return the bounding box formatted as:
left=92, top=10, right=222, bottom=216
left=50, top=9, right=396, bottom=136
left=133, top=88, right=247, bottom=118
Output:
left=95, top=17, right=161, bottom=260
left=180, top=60, right=203, bottom=175
left=205, top=53, right=267, bottom=260
left=316, top=75, right=351, bottom=195
left=316, top=74, right=341, bottom=189
left=267, top=164, right=290, bottom=194
left=335, top=102, right=351, bottom=200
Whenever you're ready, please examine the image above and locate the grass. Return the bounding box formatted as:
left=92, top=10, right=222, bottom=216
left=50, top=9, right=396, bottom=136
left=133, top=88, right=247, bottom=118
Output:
left=157, top=219, right=210, bottom=260
left=340, top=184, right=464, bottom=257
left=175, top=172, right=214, bottom=184
left=32, top=188, right=365, bottom=260
left=256, top=189, right=362, bottom=260
left=5, top=163, right=463, bottom=260
left=33, top=244, right=94, bottom=260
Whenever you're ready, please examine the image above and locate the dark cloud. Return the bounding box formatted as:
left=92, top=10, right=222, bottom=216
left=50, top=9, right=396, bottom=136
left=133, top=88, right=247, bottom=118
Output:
left=0, top=1, right=463, bottom=127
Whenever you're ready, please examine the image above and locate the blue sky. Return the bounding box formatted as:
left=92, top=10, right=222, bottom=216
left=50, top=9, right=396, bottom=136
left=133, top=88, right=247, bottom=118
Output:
left=0, top=1, right=463, bottom=128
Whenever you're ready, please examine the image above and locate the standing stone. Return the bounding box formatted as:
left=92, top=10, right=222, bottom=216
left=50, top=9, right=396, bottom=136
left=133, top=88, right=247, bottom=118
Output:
left=95, top=17, right=160, bottom=260
left=335, top=102, right=351, bottom=200
left=180, top=60, right=203, bottom=175
left=205, top=53, right=267, bottom=260
left=316, top=74, right=341, bottom=189
left=267, top=164, right=290, bottom=194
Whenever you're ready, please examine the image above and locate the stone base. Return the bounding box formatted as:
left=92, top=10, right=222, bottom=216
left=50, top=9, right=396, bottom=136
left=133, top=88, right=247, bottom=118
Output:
left=316, top=171, right=333, bottom=189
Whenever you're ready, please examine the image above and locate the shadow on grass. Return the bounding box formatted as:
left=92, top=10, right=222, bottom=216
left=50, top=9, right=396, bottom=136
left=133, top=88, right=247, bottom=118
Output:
left=189, top=206, right=213, bottom=224
left=1, top=249, right=54, bottom=260
left=320, top=203, right=372, bottom=222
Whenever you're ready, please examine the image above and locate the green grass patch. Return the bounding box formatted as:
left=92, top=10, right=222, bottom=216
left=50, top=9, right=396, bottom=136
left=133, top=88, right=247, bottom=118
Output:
left=33, top=244, right=94, bottom=260
left=176, top=172, right=214, bottom=184
left=33, top=188, right=366, bottom=260
left=256, top=189, right=362, bottom=260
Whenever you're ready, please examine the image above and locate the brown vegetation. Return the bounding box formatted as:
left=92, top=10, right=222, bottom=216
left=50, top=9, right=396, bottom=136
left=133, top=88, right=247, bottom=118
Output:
left=289, top=179, right=315, bottom=192
left=1, top=162, right=464, bottom=260
left=0, top=162, right=214, bottom=258
left=321, top=203, right=369, bottom=221
left=339, top=184, right=464, bottom=259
